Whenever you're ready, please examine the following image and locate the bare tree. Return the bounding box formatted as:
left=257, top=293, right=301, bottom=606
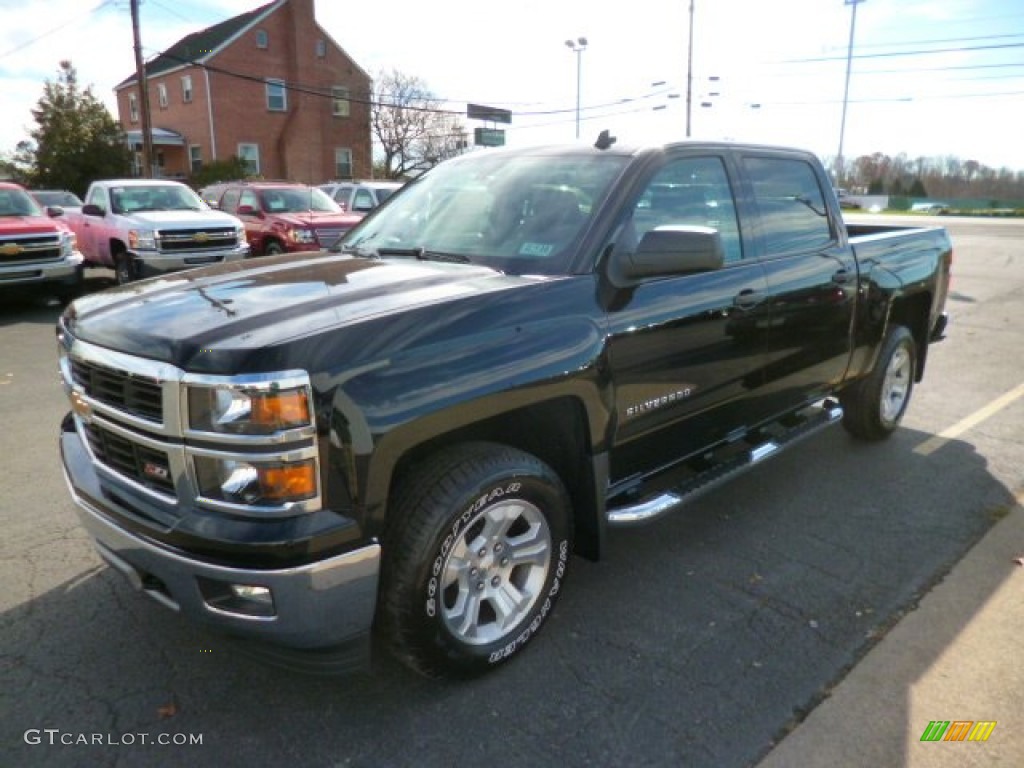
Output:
left=371, top=69, right=467, bottom=179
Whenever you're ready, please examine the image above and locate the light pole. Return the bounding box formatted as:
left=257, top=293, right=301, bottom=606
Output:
left=836, top=0, right=865, bottom=184
left=685, top=0, right=694, bottom=137
left=565, top=37, right=588, bottom=139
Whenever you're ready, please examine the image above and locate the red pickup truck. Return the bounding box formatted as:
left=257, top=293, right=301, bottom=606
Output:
left=0, top=181, right=83, bottom=301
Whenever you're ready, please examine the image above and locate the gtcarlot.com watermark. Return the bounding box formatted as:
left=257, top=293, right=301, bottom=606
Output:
left=24, top=729, right=203, bottom=747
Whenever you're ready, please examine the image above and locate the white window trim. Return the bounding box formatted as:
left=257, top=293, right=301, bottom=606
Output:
left=331, top=86, right=350, bottom=117
left=334, top=147, right=353, bottom=179
left=238, top=143, right=260, bottom=175
left=181, top=74, right=193, bottom=103
left=128, top=93, right=138, bottom=123
left=266, top=79, right=287, bottom=112
left=189, top=145, right=202, bottom=173
left=157, top=83, right=168, bottom=109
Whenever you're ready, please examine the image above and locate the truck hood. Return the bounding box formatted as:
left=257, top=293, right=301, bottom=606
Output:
left=270, top=211, right=361, bottom=229
left=63, top=252, right=539, bottom=371
left=0, top=215, right=64, bottom=235
left=128, top=210, right=241, bottom=229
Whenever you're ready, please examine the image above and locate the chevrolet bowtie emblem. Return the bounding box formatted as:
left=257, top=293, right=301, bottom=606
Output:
left=194, top=232, right=210, bottom=242
left=0, top=243, right=23, bottom=256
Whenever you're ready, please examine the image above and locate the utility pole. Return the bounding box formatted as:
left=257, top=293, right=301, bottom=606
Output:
left=836, top=0, right=864, bottom=184
left=130, top=0, right=154, bottom=178
left=686, top=0, right=694, bottom=137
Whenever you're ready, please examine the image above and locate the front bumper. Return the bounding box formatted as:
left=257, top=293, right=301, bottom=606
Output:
left=0, top=251, right=84, bottom=287
left=60, top=419, right=380, bottom=652
left=130, top=245, right=250, bottom=277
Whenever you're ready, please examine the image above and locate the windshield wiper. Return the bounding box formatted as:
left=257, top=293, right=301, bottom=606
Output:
left=338, top=244, right=473, bottom=264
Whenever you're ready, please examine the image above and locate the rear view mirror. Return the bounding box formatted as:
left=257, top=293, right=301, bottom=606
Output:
left=608, top=225, right=724, bottom=286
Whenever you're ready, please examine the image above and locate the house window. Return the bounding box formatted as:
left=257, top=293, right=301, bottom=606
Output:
left=129, top=93, right=138, bottom=123
left=331, top=86, right=350, bottom=117
left=255, top=29, right=268, bottom=48
left=181, top=75, right=193, bottom=103
left=238, top=143, right=260, bottom=175
left=334, top=148, right=353, bottom=179
left=266, top=79, right=286, bottom=112
left=316, top=39, right=326, bottom=57
left=190, top=145, right=202, bottom=173
left=157, top=83, right=168, bottom=109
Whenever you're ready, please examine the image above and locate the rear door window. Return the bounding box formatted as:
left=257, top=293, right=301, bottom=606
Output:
left=743, top=156, right=834, bottom=255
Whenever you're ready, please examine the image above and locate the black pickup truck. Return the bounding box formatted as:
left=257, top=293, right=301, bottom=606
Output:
left=58, top=138, right=951, bottom=678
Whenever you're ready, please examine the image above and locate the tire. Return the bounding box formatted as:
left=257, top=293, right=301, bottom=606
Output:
left=379, top=442, right=573, bottom=678
left=840, top=325, right=916, bottom=440
left=113, top=252, right=134, bottom=285
left=264, top=241, right=284, bottom=256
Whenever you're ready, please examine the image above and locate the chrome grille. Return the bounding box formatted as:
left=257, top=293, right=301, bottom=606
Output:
left=315, top=227, right=349, bottom=249
left=0, top=234, right=62, bottom=264
left=158, top=228, right=238, bottom=253
left=83, top=422, right=175, bottom=494
left=71, top=359, right=163, bottom=423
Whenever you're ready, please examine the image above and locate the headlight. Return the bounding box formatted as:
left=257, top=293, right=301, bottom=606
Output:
left=193, top=456, right=317, bottom=506
left=60, top=231, right=77, bottom=257
left=235, top=225, right=246, bottom=244
left=289, top=228, right=316, bottom=244
left=187, top=381, right=313, bottom=436
left=129, top=229, right=157, bottom=250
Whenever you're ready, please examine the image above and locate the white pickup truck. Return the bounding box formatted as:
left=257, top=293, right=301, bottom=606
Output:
left=67, top=179, right=249, bottom=284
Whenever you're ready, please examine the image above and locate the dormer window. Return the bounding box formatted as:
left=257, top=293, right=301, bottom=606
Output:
left=256, top=29, right=268, bottom=49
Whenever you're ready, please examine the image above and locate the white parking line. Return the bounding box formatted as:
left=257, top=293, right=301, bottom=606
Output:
left=914, top=381, right=1024, bottom=456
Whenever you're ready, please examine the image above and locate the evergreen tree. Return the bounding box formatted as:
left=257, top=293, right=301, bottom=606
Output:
left=30, top=60, right=131, bottom=196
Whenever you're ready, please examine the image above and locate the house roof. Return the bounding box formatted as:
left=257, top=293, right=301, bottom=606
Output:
left=116, top=1, right=281, bottom=88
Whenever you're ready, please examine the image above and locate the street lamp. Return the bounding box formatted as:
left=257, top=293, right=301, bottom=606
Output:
left=836, top=0, right=865, bottom=183
left=565, top=36, right=588, bottom=139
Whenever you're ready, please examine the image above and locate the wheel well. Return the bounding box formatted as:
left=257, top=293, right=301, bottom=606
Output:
left=110, top=238, right=126, bottom=255
left=387, top=397, right=603, bottom=560
left=888, top=292, right=931, bottom=381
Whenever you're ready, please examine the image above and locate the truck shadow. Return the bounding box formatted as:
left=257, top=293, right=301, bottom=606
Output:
left=1, top=427, right=1016, bottom=768
left=0, top=269, right=115, bottom=327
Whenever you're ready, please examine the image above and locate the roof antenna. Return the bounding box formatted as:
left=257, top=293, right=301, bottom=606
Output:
left=594, top=130, right=617, bottom=150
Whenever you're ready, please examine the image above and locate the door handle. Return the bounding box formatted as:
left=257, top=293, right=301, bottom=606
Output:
left=733, top=289, right=764, bottom=310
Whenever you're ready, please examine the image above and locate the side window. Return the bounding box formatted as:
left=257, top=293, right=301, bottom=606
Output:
left=220, top=189, right=241, bottom=213
left=239, top=190, right=260, bottom=211
left=86, top=187, right=106, bottom=209
left=743, top=156, right=833, bottom=254
left=632, top=156, right=743, bottom=263
left=352, top=189, right=375, bottom=212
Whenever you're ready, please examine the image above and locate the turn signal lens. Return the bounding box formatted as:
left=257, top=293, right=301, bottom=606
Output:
left=251, top=390, right=310, bottom=429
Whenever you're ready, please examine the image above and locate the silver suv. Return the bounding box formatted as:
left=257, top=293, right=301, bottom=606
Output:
left=318, top=180, right=402, bottom=214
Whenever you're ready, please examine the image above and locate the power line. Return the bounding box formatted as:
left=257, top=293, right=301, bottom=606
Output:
left=0, top=0, right=116, bottom=60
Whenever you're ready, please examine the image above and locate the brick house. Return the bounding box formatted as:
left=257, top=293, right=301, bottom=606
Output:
left=114, top=0, right=372, bottom=184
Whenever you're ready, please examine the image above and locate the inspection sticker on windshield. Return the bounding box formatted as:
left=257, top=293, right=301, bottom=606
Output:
left=518, top=242, right=555, bottom=258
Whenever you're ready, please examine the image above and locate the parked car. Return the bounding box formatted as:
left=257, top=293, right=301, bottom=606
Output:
left=911, top=201, right=950, bottom=214
left=0, top=182, right=83, bottom=301
left=214, top=181, right=361, bottom=254
left=319, top=180, right=402, bottom=215
left=63, top=179, right=249, bottom=284
left=58, top=139, right=952, bottom=678
left=30, top=189, right=84, bottom=214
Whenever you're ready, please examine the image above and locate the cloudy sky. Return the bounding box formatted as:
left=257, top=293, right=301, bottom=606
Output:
left=2, top=0, right=1023, bottom=171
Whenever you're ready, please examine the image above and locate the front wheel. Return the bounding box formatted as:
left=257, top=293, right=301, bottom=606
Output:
left=263, top=241, right=284, bottom=256
left=379, top=442, right=572, bottom=678
left=113, top=252, right=134, bottom=285
left=840, top=325, right=917, bottom=440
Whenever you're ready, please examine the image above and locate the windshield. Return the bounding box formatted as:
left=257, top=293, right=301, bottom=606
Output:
left=261, top=187, right=342, bottom=214
left=0, top=188, right=44, bottom=217
left=110, top=185, right=206, bottom=213
left=342, top=151, right=629, bottom=275
left=33, top=191, right=83, bottom=208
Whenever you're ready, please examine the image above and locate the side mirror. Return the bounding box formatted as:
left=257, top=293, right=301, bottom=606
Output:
left=82, top=203, right=105, bottom=217
left=608, top=225, right=724, bottom=286
left=46, top=205, right=65, bottom=218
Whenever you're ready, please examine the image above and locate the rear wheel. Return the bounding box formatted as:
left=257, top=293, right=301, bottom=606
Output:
left=263, top=241, right=284, bottom=256
left=379, top=442, right=572, bottom=678
left=840, top=325, right=916, bottom=440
